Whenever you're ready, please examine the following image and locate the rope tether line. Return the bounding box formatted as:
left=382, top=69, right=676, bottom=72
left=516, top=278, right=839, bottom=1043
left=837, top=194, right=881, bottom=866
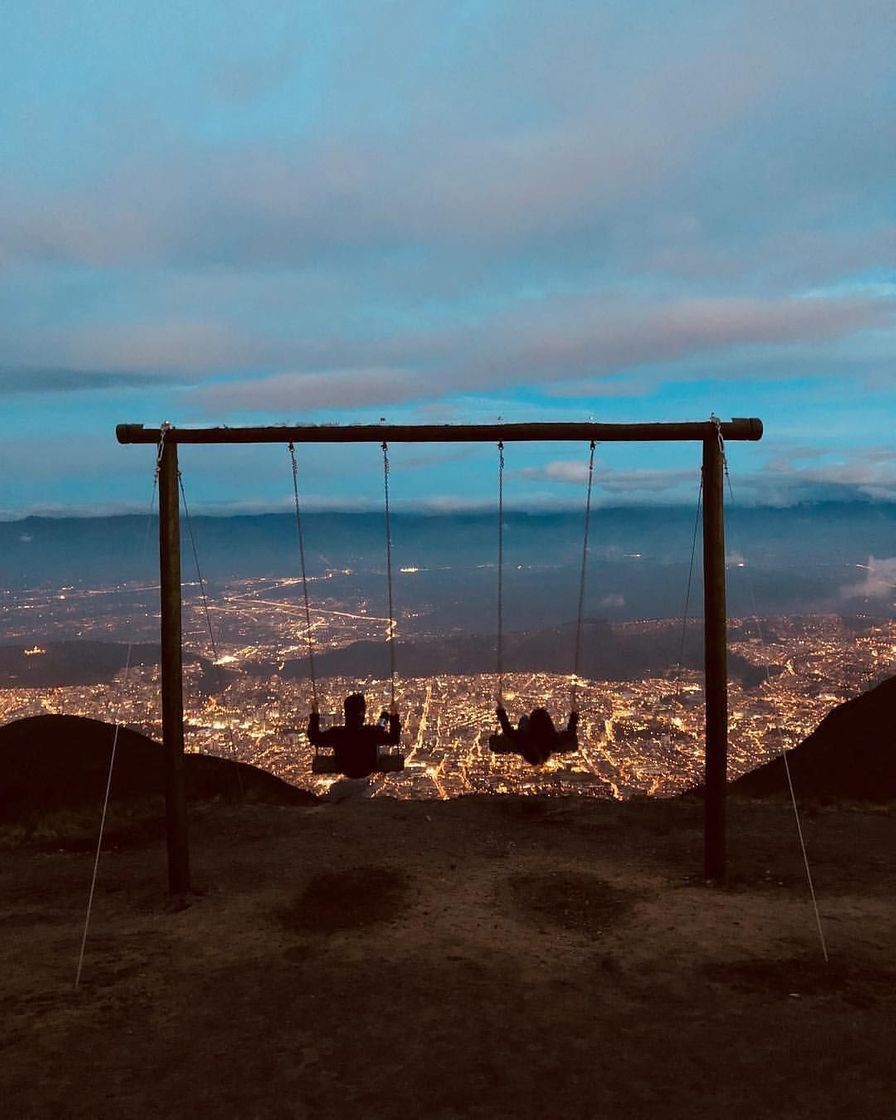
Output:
left=288, top=442, right=318, bottom=712
left=673, top=472, right=704, bottom=698
left=570, top=440, right=597, bottom=709
left=178, top=471, right=244, bottom=794
left=76, top=427, right=165, bottom=990
left=496, top=440, right=505, bottom=704
left=382, top=441, right=397, bottom=710
left=721, top=438, right=828, bottom=962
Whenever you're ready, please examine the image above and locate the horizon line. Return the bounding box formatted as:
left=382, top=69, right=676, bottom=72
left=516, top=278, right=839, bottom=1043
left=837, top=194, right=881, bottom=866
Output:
left=3, top=495, right=895, bottom=523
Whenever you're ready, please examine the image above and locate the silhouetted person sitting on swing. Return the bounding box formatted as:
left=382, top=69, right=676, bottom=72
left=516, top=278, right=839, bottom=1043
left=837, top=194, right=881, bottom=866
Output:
left=489, top=704, right=579, bottom=765
left=307, top=693, right=401, bottom=779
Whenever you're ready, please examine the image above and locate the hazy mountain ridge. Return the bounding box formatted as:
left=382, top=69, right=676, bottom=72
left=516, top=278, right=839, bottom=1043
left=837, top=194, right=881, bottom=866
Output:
left=0, top=641, right=220, bottom=691
left=2, top=503, right=894, bottom=623
left=261, top=619, right=769, bottom=688
left=0, top=623, right=768, bottom=689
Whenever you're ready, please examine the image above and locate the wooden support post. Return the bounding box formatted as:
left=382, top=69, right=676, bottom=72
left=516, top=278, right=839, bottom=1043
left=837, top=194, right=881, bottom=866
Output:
left=702, top=434, right=728, bottom=880
left=158, top=439, right=190, bottom=894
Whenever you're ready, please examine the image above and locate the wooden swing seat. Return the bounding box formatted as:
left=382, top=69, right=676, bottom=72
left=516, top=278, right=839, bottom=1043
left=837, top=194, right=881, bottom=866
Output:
left=312, top=751, right=406, bottom=775
left=488, top=732, right=578, bottom=765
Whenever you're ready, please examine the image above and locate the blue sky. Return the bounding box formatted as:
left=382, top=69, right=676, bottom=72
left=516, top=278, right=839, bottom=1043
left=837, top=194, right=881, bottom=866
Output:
left=1, top=0, right=894, bottom=515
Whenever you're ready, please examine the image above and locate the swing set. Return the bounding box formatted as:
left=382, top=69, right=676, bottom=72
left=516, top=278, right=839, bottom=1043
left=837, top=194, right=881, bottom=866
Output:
left=290, top=436, right=592, bottom=772
left=117, top=416, right=763, bottom=891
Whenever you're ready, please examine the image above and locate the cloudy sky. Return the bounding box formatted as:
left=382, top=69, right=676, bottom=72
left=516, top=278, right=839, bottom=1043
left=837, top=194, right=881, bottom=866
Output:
left=1, top=0, right=894, bottom=515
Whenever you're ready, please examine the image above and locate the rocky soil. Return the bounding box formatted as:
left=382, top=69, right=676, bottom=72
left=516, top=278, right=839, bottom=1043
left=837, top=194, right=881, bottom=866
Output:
left=1, top=794, right=893, bottom=1119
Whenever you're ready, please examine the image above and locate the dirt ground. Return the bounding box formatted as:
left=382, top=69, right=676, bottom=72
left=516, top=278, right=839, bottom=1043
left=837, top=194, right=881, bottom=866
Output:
left=1, top=794, right=894, bottom=1119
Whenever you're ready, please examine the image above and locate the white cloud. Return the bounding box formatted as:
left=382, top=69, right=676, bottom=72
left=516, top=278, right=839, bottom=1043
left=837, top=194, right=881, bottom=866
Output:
left=515, top=460, right=591, bottom=485
left=842, top=556, right=896, bottom=599
left=189, top=368, right=423, bottom=413
left=736, top=447, right=896, bottom=505
left=33, top=290, right=880, bottom=409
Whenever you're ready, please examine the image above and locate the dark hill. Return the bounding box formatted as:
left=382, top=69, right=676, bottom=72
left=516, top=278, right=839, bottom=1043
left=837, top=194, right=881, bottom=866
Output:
left=0, top=715, right=315, bottom=822
left=732, top=675, right=896, bottom=801
left=0, top=642, right=224, bottom=691
left=0, top=642, right=163, bottom=688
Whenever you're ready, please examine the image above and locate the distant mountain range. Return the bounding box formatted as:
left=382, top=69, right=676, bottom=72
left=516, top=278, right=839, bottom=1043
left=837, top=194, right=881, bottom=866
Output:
left=258, top=619, right=768, bottom=687
left=0, top=641, right=223, bottom=691
left=2, top=502, right=895, bottom=623
left=0, top=623, right=768, bottom=689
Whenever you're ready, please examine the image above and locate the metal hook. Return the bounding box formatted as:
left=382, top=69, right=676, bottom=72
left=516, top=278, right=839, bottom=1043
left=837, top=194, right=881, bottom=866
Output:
left=155, top=420, right=173, bottom=475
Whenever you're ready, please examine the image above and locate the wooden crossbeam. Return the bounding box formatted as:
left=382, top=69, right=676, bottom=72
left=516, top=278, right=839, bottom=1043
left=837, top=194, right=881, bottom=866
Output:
left=118, top=418, right=762, bottom=445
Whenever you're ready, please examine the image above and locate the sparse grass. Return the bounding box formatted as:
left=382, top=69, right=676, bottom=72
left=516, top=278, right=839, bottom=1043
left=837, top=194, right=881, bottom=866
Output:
left=503, top=869, right=638, bottom=935
left=0, top=797, right=165, bottom=851
left=279, top=866, right=409, bottom=934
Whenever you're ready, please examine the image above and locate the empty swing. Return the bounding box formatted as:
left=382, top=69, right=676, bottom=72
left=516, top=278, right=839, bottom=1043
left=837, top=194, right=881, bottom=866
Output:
left=288, top=441, right=405, bottom=778
left=488, top=441, right=596, bottom=765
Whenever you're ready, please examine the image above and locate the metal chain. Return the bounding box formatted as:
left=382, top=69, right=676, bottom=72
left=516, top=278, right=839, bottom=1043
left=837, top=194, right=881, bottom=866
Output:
left=496, top=441, right=505, bottom=704
left=289, top=443, right=318, bottom=710
left=710, top=412, right=728, bottom=475
left=382, top=442, right=397, bottom=709
left=673, top=473, right=705, bottom=701
left=155, top=420, right=171, bottom=478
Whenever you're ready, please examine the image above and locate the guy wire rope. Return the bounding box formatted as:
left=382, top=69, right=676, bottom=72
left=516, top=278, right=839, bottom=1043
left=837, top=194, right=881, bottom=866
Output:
left=177, top=470, right=245, bottom=798
left=656, top=469, right=705, bottom=763
left=288, top=442, right=319, bottom=713
left=76, top=426, right=167, bottom=990
left=571, top=440, right=597, bottom=710
left=716, top=423, right=828, bottom=961
left=673, top=472, right=705, bottom=696
left=382, top=441, right=397, bottom=710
